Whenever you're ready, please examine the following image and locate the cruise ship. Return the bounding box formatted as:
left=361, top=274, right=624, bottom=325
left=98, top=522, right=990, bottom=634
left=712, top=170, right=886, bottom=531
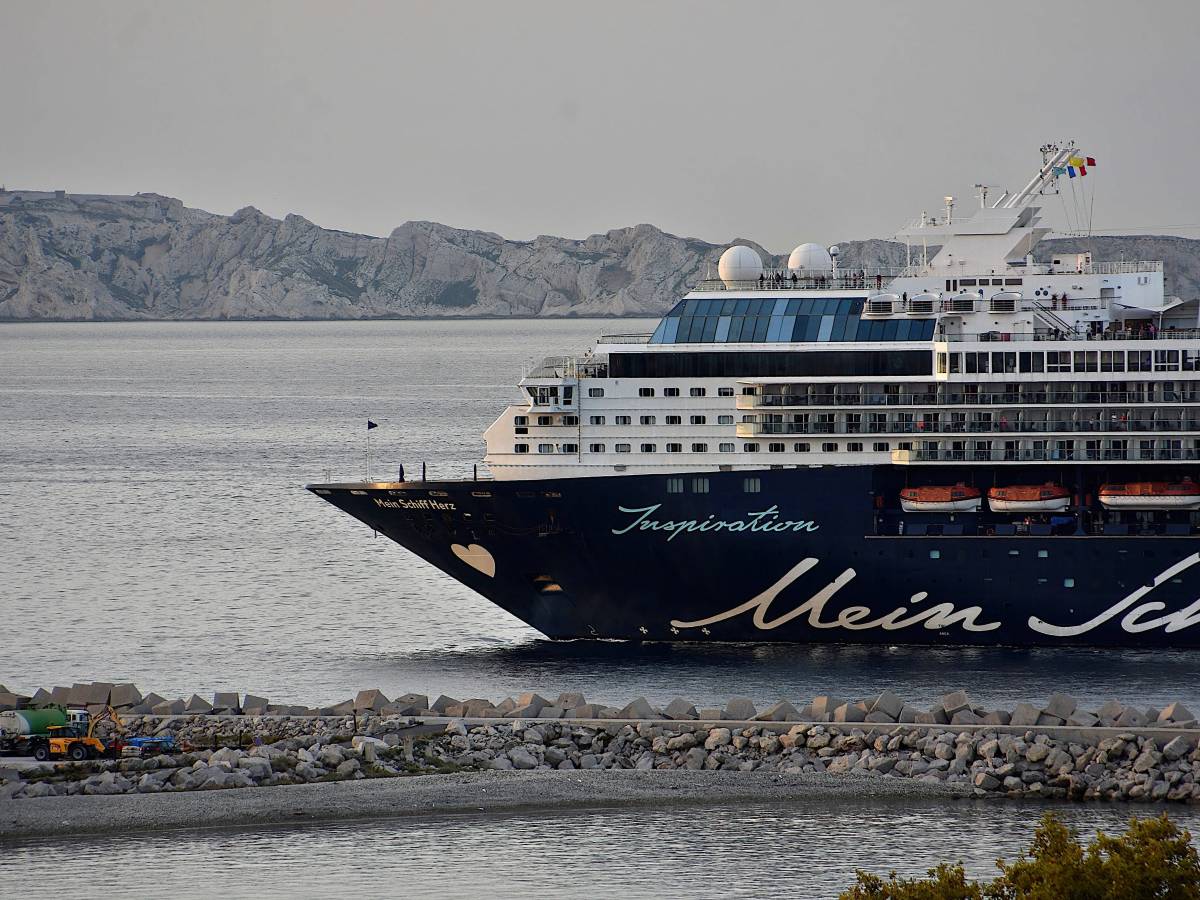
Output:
left=309, top=143, right=1200, bottom=647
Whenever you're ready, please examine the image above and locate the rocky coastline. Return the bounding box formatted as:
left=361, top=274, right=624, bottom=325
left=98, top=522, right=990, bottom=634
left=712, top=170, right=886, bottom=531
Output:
left=3, top=683, right=1200, bottom=812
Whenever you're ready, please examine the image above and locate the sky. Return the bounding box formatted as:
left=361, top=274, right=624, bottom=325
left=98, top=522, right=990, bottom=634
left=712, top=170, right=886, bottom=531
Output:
left=5, top=0, right=1200, bottom=252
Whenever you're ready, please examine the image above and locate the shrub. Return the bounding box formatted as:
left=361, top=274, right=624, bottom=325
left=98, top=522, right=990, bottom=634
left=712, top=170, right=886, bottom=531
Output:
left=840, top=813, right=1200, bottom=899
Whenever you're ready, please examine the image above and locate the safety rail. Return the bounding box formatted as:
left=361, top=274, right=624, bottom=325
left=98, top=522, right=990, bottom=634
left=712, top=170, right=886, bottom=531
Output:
left=596, top=333, right=652, bottom=344
left=892, top=446, right=1199, bottom=463
left=740, top=420, right=1200, bottom=437
left=742, top=391, right=1200, bottom=408
left=936, top=329, right=1200, bottom=342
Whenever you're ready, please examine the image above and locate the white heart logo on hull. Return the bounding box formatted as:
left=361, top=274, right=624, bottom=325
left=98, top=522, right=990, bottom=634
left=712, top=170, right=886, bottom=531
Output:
left=450, top=543, right=496, bottom=578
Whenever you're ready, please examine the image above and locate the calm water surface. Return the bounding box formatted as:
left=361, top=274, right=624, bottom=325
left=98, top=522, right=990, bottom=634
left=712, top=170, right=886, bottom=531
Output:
left=2, top=800, right=1199, bottom=899
left=2, top=320, right=1198, bottom=711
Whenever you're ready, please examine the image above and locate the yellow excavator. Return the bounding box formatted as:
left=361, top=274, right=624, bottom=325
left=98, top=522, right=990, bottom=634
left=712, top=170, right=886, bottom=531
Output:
left=33, top=706, right=125, bottom=761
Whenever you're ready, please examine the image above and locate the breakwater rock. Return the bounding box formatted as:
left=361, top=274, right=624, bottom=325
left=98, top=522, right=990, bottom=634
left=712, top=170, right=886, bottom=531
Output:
left=4, top=713, right=1200, bottom=805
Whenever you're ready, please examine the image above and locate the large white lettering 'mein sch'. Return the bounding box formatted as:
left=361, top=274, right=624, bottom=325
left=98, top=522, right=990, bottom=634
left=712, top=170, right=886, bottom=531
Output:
left=1029, top=552, right=1200, bottom=636
left=670, top=558, right=1001, bottom=633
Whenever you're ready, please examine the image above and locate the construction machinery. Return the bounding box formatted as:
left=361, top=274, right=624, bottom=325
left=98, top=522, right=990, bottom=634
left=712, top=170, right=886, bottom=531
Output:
left=0, top=705, right=125, bottom=760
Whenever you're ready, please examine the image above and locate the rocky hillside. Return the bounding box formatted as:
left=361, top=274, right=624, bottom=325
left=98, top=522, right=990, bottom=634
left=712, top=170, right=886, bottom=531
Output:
left=0, top=189, right=1196, bottom=320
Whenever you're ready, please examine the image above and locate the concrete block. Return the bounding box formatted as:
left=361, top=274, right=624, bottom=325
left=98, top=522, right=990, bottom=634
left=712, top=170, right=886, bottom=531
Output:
left=809, top=696, right=842, bottom=719
left=555, top=692, right=586, bottom=709
left=494, top=697, right=516, bottom=714
left=67, top=683, right=91, bottom=706
left=153, top=699, right=186, bottom=715
left=538, top=706, right=565, bottom=719
left=1162, top=735, right=1195, bottom=761
left=898, top=705, right=920, bottom=724
left=1035, top=713, right=1065, bottom=727
left=212, top=692, right=241, bottom=712
left=0, top=693, right=19, bottom=711
left=288, top=706, right=313, bottom=716
left=1145, top=707, right=1161, bottom=722
left=724, top=697, right=757, bottom=720
left=1159, top=702, right=1195, bottom=723
left=110, top=684, right=142, bottom=708
left=87, top=682, right=115, bottom=705
left=697, top=708, right=724, bottom=721
left=913, top=711, right=937, bottom=725
left=1010, top=703, right=1041, bottom=727
left=30, top=688, right=53, bottom=705
left=49, top=686, right=72, bottom=705
left=329, top=700, right=355, bottom=716
left=394, top=693, right=429, bottom=711
left=754, top=701, right=801, bottom=722
left=504, top=703, right=542, bottom=718
left=1116, top=707, right=1147, bottom=728
left=243, top=694, right=270, bottom=714
left=354, top=689, right=389, bottom=712
left=941, top=690, right=971, bottom=717
left=864, top=710, right=896, bottom=724
left=664, top=698, right=699, bottom=720
left=430, top=695, right=460, bottom=715
left=832, top=703, right=867, bottom=723
left=126, top=703, right=154, bottom=714
left=517, top=693, right=550, bottom=714
left=870, top=690, right=905, bottom=720
left=142, top=692, right=166, bottom=708
left=929, top=706, right=950, bottom=725
left=1042, top=693, right=1077, bottom=720
left=462, top=699, right=496, bottom=717
left=951, top=709, right=982, bottom=726
left=185, top=694, right=213, bottom=713
left=619, top=697, right=656, bottom=719
left=566, top=704, right=602, bottom=719
left=1066, top=711, right=1099, bottom=728
left=981, top=710, right=1012, bottom=726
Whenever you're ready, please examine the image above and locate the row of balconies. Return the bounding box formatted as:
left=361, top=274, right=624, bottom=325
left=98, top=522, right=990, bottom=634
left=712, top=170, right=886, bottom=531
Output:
left=737, top=419, right=1200, bottom=438
left=864, top=292, right=1022, bottom=318
left=740, top=390, right=1200, bottom=409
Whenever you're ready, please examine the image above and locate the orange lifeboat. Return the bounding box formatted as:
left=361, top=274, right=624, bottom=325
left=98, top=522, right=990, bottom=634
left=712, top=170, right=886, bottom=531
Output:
left=1098, top=479, right=1200, bottom=511
left=899, top=484, right=982, bottom=513
left=987, top=483, right=1071, bottom=513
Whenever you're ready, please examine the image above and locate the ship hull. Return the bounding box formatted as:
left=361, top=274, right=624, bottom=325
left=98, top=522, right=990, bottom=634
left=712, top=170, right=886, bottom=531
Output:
left=309, top=465, right=1200, bottom=647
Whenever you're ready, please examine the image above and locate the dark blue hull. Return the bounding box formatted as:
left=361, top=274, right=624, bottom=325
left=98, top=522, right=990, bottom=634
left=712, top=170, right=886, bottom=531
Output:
left=308, top=465, right=1200, bottom=647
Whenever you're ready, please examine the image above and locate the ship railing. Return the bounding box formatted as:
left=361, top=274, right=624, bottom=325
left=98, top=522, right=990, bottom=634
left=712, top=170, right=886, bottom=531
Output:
left=892, top=447, right=1199, bottom=464
left=745, top=391, right=1200, bottom=407
left=694, top=269, right=907, bottom=292
left=900, top=260, right=1162, bottom=277
left=936, top=329, right=1200, bottom=342
left=596, top=333, right=652, bottom=344
left=523, top=356, right=610, bottom=379
left=742, top=420, right=1200, bottom=437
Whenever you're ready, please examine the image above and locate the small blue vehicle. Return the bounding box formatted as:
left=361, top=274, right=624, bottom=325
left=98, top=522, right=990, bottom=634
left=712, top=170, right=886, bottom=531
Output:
left=120, top=735, right=179, bottom=756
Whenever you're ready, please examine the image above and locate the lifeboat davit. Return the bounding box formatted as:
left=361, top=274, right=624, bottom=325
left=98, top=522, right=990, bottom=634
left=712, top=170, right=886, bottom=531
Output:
left=899, top=484, right=982, bottom=513
left=987, top=483, right=1071, bottom=513
left=1098, top=480, right=1200, bottom=511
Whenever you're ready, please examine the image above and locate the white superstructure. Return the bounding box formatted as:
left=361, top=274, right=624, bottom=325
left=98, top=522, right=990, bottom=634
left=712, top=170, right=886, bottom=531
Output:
left=484, top=144, right=1200, bottom=481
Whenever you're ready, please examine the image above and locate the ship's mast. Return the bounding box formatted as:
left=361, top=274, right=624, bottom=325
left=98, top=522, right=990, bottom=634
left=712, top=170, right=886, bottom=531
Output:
left=1001, top=142, right=1075, bottom=210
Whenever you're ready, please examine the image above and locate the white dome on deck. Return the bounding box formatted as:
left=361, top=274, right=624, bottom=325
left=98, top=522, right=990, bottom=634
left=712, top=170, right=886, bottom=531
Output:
left=788, top=242, right=833, bottom=272
left=718, top=245, right=763, bottom=285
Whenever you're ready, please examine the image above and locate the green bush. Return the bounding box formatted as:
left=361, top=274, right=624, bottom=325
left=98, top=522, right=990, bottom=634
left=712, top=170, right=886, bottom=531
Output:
left=840, top=813, right=1200, bottom=899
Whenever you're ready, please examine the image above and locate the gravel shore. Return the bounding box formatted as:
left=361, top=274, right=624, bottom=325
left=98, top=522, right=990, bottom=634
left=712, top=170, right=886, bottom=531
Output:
left=0, top=768, right=967, bottom=840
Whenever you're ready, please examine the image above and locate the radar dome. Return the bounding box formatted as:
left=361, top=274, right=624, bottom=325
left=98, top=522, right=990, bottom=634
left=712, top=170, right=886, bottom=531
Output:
left=718, top=245, right=763, bottom=285
left=788, top=242, right=833, bottom=273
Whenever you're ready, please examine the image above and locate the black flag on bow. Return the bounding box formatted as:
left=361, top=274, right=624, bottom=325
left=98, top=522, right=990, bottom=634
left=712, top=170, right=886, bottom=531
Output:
left=367, top=420, right=378, bottom=430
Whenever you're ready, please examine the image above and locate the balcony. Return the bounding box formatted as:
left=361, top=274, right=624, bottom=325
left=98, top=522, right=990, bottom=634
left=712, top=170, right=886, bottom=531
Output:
left=739, top=419, right=1200, bottom=437
left=892, top=446, right=1197, bottom=464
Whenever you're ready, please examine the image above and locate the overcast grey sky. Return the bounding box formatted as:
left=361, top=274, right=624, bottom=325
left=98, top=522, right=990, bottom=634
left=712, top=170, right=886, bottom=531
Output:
left=5, top=0, right=1200, bottom=251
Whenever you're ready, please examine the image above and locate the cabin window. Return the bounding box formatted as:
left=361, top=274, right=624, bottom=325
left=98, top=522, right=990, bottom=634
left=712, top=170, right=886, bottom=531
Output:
left=666, top=443, right=682, bottom=453
left=873, top=442, right=890, bottom=452
left=1101, top=351, right=1124, bottom=372
left=847, top=442, right=864, bottom=452
left=514, top=416, right=528, bottom=426
left=537, top=444, right=555, bottom=453
left=640, top=415, right=656, bottom=425
left=1046, top=351, right=1071, bottom=373
left=691, top=477, right=710, bottom=493
left=718, top=387, right=735, bottom=397
left=588, top=443, right=605, bottom=453
left=936, top=353, right=948, bottom=375
left=666, top=415, right=682, bottom=425
left=718, top=415, right=734, bottom=425
left=640, top=443, right=657, bottom=453
left=691, top=443, right=708, bottom=453
left=588, top=388, right=605, bottom=397
left=691, top=415, right=707, bottom=425
left=615, top=415, right=632, bottom=425
left=743, top=477, right=761, bottom=493
left=949, top=354, right=961, bottom=374
left=719, top=442, right=735, bottom=452
left=639, top=388, right=655, bottom=397
left=664, top=387, right=680, bottom=397
left=538, top=415, right=553, bottom=426
left=561, top=443, right=578, bottom=453
left=1129, top=351, right=1152, bottom=372
left=562, top=415, right=578, bottom=426
left=743, top=443, right=760, bottom=452
left=794, top=442, right=810, bottom=452
left=666, top=477, right=684, bottom=493
left=690, top=387, right=707, bottom=397
left=615, top=443, right=631, bottom=453
left=768, top=442, right=785, bottom=453
left=822, top=442, right=837, bottom=452
left=929, top=550, right=940, bottom=559
left=1064, top=577, right=1075, bottom=588
left=514, top=444, right=529, bottom=454
left=590, top=415, right=606, bottom=425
